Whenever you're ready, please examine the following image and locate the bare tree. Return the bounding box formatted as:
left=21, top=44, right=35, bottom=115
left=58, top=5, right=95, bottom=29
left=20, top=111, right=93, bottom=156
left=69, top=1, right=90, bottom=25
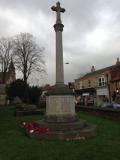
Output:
left=13, top=33, right=45, bottom=84
left=0, top=37, right=13, bottom=83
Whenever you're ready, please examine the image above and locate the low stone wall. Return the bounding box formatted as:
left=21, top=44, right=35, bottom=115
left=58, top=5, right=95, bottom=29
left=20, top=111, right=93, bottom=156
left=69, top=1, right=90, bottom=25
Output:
left=15, top=109, right=45, bottom=116
left=75, top=106, right=120, bottom=121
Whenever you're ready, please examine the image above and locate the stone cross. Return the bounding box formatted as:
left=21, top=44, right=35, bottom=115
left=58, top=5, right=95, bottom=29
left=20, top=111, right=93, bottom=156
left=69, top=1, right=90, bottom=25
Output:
left=51, top=1, right=65, bottom=24
left=51, top=2, right=65, bottom=85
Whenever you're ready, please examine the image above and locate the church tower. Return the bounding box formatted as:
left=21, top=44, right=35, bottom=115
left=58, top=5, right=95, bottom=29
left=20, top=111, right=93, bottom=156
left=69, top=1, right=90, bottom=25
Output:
left=7, top=58, right=16, bottom=84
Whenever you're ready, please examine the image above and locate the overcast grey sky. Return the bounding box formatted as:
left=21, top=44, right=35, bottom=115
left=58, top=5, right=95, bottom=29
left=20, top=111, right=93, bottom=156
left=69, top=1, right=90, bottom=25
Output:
left=0, top=0, right=120, bottom=85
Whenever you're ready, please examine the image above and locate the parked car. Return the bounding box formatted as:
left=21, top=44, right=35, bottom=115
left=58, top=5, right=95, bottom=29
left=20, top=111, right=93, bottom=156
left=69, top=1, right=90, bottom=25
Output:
left=103, top=102, right=120, bottom=109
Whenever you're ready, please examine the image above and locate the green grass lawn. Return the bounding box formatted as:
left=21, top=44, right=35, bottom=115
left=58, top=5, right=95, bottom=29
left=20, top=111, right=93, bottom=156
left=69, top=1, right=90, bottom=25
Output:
left=0, top=106, right=120, bottom=160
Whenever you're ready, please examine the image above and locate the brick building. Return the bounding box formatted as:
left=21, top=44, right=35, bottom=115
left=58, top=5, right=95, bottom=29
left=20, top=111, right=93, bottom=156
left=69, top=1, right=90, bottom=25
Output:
left=74, top=58, right=120, bottom=107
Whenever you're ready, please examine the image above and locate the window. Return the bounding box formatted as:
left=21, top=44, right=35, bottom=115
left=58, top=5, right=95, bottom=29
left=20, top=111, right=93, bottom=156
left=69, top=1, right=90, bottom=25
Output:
left=98, top=77, right=106, bottom=87
left=88, top=80, right=91, bottom=88
left=79, top=81, right=82, bottom=89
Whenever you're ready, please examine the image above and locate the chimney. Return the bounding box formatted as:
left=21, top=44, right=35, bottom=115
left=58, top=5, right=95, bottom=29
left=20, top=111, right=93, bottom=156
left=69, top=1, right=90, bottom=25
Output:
left=91, top=66, right=95, bottom=72
left=116, top=58, right=120, bottom=65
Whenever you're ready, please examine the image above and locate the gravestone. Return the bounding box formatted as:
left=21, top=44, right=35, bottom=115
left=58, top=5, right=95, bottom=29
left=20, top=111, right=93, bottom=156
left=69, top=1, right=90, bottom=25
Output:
left=0, top=84, right=6, bottom=105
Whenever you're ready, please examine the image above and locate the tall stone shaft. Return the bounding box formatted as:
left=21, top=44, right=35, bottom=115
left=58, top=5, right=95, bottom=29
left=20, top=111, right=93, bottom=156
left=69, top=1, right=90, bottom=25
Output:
left=54, top=23, right=64, bottom=84
left=51, top=2, right=65, bottom=85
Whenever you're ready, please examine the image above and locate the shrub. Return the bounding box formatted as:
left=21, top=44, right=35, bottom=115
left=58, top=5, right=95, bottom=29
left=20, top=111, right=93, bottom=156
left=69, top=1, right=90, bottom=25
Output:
left=6, top=79, right=42, bottom=104
left=28, top=86, right=42, bottom=105
left=6, top=79, right=29, bottom=103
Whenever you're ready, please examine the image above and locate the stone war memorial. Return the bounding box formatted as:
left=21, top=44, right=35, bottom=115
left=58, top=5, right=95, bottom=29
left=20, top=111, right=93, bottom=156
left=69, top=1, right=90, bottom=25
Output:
left=25, top=2, right=96, bottom=141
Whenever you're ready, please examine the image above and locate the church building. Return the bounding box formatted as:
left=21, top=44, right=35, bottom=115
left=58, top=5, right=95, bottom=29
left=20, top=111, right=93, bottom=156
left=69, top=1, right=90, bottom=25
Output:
left=0, top=59, right=16, bottom=105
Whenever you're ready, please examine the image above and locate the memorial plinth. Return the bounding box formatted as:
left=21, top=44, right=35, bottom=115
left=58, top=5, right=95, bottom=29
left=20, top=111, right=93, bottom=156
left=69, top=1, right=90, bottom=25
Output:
left=26, top=2, right=96, bottom=141
left=46, top=84, right=77, bottom=123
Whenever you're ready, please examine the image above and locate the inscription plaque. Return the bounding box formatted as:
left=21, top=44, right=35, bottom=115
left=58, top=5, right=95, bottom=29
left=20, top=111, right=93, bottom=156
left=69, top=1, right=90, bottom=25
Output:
left=46, top=95, right=75, bottom=115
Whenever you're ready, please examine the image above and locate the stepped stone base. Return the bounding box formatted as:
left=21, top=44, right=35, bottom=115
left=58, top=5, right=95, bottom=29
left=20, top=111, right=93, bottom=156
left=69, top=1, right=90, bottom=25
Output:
left=26, top=119, right=96, bottom=141
left=25, top=85, right=96, bottom=141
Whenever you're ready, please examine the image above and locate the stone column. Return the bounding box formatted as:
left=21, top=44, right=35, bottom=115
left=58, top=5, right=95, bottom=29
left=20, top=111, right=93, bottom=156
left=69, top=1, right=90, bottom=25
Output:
left=54, top=23, right=64, bottom=85
left=51, top=2, right=65, bottom=85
